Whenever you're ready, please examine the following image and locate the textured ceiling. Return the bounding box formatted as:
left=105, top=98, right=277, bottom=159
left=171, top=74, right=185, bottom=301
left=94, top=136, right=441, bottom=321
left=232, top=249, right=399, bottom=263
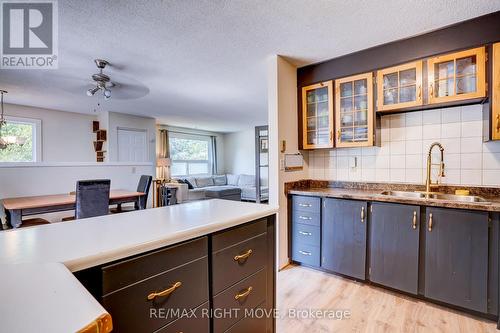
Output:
left=1, top=0, right=499, bottom=132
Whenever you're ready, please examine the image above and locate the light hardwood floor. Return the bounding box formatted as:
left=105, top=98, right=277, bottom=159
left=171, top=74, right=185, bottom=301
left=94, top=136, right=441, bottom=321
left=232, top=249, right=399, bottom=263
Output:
left=277, top=265, right=497, bottom=333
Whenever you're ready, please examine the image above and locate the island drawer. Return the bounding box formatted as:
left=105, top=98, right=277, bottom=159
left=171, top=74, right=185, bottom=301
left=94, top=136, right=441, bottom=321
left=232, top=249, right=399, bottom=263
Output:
left=102, top=237, right=207, bottom=294
left=292, top=243, right=320, bottom=267
left=292, top=223, right=320, bottom=247
left=212, top=233, right=267, bottom=294
left=155, top=301, right=209, bottom=333
left=212, top=218, right=267, bottom=252
left=224, top=302, right=268, bottom=333
left=292, top=195, right=320, bottom=214
left=213, top=268, right=267, bottom=333
left=292, top=210, right=320, bottom=227
left=102, top=256, right=209, bottom=333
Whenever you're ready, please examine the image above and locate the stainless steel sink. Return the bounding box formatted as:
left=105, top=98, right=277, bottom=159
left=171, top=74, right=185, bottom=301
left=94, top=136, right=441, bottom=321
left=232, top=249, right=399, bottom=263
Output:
left=379, top=191, right=425, bottom=199
left=379, top=191, right=491, bottom=204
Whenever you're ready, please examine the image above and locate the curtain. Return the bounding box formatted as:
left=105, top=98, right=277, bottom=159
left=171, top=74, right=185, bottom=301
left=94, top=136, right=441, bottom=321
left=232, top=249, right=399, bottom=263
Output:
left=159, top=129, right=169, bottom=158
left=211, top=136, right=218, bottom=175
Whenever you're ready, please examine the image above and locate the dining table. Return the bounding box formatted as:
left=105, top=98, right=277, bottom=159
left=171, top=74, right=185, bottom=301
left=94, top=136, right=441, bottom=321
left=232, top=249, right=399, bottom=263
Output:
left=2, top=190, right=145, bottom=228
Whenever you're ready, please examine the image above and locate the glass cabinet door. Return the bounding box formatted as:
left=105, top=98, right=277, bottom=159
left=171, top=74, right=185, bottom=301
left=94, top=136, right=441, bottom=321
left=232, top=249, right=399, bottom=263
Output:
left=428, top=47, right=486, bottom=104
left=376, top=61, right=423, bottom=111
left=493, top=43, right=500, bottom=141
left=301, top=81, right=334, bottom=149
left=335, top=73, right=374, bottom=147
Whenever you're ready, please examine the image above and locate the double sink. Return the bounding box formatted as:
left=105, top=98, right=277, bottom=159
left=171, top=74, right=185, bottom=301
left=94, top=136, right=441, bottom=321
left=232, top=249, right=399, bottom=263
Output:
left=380, top=191, right=491, bottom=204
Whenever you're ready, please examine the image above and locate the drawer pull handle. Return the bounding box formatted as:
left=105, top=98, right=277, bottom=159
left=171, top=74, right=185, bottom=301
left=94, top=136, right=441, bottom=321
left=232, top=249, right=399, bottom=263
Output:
left=235, top=286, right=253, bottom=300
left=147, top=281, right=182, bottom=301
left=299, top=231, right=312, bottom=236
left=298, top=203, right=312, bottom=207
left=496, top=114, right=500, bottom=133
left=299, top=250, right=312, bottom=256
left=428, top=213, right=433, bottom=232
left=360, top=207, right=365, bottom=223
left=234, top=249, right=253, bottom=261
left=412, top=211, right=417, bottom=230
left=299, top=216, right=312, bottom=220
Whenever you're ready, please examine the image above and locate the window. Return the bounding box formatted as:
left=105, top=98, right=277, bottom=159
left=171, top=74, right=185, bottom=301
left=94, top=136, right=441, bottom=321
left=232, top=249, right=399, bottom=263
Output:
left=0, top=116, right=41, bottom=163
left=169, top=132, right=213, bottom=177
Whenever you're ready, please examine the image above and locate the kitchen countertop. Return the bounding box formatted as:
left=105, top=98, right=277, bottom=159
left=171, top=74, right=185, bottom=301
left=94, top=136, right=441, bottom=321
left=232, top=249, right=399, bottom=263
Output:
left=0, top=199, right=278, bottom=333
left=289, top=187, right=500, bottom=212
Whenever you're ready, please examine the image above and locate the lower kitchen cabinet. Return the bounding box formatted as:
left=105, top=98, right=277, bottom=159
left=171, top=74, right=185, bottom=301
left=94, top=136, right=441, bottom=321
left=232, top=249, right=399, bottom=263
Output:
left=369, top=202, right=420, bottom=294
left=424, top=207, right=489, bottom=313
left=321, top=198, right=367, bottom=279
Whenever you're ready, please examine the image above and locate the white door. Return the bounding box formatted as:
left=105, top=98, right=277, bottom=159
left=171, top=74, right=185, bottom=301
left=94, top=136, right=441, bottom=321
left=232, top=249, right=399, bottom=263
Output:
left=117, top=128, right=147, bottom=162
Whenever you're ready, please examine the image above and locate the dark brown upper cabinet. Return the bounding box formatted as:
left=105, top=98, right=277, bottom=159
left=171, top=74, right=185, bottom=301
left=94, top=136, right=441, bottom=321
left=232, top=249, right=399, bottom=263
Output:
left=376, top=61, right=423, bottom=112
left=301, top=81, right=334, bottom=149
left=427, top=47, right=486, bottom=105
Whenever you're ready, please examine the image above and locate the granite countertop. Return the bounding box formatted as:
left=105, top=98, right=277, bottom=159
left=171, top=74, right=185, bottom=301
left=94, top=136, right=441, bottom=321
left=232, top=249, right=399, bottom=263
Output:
left=289, top=185, right=500, bottom=212
left=0, top=199, right=278, bottom=333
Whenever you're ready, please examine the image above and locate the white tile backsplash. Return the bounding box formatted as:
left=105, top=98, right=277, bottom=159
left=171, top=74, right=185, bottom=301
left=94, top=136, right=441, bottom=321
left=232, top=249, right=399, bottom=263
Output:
left=308, top=104, right=500, bottom=187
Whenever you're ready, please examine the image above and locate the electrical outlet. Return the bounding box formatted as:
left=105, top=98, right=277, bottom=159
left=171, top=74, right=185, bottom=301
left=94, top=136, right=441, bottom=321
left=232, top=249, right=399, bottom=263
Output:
left=131, top=167, right=136, bottom=174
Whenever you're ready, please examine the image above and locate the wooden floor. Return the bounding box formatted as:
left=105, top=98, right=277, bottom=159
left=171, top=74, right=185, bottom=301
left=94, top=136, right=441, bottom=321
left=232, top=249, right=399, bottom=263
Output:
left=277, top=265, right=498, bottom=333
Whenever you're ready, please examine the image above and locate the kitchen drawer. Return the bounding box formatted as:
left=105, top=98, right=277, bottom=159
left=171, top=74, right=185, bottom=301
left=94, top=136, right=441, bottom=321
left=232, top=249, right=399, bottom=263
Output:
left=213, top=233, right=267, bottom=294
left=292, top=210, right=320, bottom=227
left=102, top=237, right=207, bottom=294
left=224, top=302, right=268, bottom=333
left=155, top=302, right=209, bottom=333
left=213, top=268, right=267, bottom=333
left=292, top=243, right=320, bottom=267
left=292, top=223, right=320, bottom=247
left=292, top=195, right=320, bottom=214
left=213, top=219, right=267, bottom=252
left=102, top=256, right=208, bottom=333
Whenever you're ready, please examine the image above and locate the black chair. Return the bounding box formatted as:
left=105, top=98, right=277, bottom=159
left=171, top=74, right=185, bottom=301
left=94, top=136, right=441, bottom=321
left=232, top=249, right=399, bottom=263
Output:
left=110, top=175, right=152, bottom=214
left=63, top=179, right=111, bottom=221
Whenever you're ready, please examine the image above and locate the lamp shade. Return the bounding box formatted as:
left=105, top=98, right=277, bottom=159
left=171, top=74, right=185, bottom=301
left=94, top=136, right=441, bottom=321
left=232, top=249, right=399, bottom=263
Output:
left=157, top=157, right=170, bottom=167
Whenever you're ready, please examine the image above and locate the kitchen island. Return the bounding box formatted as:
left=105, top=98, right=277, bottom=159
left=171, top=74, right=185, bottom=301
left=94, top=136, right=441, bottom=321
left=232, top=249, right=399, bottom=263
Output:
left=0, top=199, right=277, bottom=333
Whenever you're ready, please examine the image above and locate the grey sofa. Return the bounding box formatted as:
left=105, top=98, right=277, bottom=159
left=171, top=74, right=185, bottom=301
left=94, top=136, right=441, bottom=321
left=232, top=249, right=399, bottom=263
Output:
left=178, top=174, right=268, bottom=202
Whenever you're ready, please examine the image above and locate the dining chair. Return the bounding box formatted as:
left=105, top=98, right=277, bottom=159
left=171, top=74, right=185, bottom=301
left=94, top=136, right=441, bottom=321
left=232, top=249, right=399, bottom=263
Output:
left=19, top=218, right=50, bottom=228
left=110, top=175, right=152, bottom=213
left=62, top=179, right=111, bottom=221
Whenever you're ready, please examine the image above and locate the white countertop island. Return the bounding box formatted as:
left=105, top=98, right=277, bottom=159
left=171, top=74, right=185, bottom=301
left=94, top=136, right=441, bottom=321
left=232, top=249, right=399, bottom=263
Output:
left=0, top=199, right=278, bottom=333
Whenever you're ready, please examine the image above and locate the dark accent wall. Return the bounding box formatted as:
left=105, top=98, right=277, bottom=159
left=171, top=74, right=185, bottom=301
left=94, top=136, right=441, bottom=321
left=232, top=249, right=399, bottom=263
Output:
left=297, top=11, right=500, bottom=87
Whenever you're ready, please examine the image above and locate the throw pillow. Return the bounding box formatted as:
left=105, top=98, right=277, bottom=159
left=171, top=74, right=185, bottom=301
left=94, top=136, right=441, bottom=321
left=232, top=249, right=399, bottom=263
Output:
left=213, top=175, right=227, bottom=186
left=196, top=177, right=214, bottom=188
left=227, top=174, right=239, bottom=186
left=183, top=178, right=195, bottom=189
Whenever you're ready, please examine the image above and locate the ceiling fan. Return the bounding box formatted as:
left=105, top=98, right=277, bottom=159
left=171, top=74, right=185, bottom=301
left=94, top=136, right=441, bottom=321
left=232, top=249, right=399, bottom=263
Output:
left=87, top=59, right=115, bottom=99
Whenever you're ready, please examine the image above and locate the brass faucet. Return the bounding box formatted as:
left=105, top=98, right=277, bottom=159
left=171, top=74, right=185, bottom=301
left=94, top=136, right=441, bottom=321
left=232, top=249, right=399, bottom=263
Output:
left=425, top=142, right=445, bottom=195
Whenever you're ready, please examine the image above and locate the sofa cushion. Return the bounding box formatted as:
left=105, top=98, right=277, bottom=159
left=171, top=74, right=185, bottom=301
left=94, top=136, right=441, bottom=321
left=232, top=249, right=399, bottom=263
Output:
left=213, top=175, right=227, bottom=186
left=183, top=177, right=195, bottom=189
left=205, top=187, right=241, bottom=197
left=238, top=174, right=255, bottom=187
left=195, top=176, right=214, bottom=188
left=227, top=174, right=239, bottom=186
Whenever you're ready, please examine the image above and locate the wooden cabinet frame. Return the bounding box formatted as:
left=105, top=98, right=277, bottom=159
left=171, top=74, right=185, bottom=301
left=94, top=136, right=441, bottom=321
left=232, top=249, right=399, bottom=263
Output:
left=376, top=61, right=423, bottom=111
left=493, top=43, right=500, bottom=141
left=301, top=81, right=334, bottom=149
left=427, top=47, right=486, bottom=104
left=335, top=72, right=374, bottom=148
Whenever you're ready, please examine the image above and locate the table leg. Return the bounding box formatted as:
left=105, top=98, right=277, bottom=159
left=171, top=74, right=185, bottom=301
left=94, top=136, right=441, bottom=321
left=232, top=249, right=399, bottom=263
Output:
left=5, top=209, right=22, bottom=228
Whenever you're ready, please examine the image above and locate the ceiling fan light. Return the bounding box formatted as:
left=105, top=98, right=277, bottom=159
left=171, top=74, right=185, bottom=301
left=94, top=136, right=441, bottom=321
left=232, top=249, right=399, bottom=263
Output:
left=103, top=88, right=111, bottom=99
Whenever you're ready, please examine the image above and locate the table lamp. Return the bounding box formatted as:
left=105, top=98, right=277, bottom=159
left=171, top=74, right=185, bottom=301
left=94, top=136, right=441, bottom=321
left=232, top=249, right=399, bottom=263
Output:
left=156, top=157, right=171, bottom=180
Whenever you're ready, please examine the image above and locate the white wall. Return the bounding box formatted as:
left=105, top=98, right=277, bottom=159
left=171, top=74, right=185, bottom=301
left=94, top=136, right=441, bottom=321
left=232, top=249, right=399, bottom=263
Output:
left=223, top=129, right=256, bottom=175
left=4, top=103, right=95, bottom=162
left=268, top=55, right=309, bottom=269
left=309, top=104, right=500, bottom=187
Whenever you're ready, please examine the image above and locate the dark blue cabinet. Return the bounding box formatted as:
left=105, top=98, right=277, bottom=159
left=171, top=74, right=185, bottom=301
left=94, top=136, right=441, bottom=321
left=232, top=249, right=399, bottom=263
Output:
left=369, top=202, right=420, bottom=294
left=291, top=195, right=321, bottom=267
left=424, top=207, right=489, bottom=313
left=321, top=198, right=367, bottom=279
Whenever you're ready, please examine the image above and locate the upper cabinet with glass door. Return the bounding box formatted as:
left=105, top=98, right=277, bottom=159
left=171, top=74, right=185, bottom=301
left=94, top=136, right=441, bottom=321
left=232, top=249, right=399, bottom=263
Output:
left=335, top=73, right=374, bottom=148
left=376, top=61, right=423, bottom=111
left=301, top=81, right=334, bottom=149
left=428, top=47, right=486, bottom=104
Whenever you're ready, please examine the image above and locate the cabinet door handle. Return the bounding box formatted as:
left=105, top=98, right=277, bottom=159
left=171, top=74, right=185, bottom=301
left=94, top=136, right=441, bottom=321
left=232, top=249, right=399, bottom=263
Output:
left=298, top=203, right=311, bottom=208
left=360, top=206, right=365, bottom=223
left=412, top=211, right=417, bottom=230
left=496, top=114, right=500, bottom=133
left=428, top=213, right=433, bottom=232
left=299, top=216, right=312, bottom=220
left=147, top=281, right=182, bottom=301
left=235, top=286, right=253, bottom=300
left=234, top=249, right=253, bottom=261
left=337, top=129, right=341, bottom=140
left=430, top=82, right=434, bottom=98
left=418, top=85, right=422, bottom=99
left=299, top=250, right=312, bottom=256
left=299, top=231, right=312, bottom=236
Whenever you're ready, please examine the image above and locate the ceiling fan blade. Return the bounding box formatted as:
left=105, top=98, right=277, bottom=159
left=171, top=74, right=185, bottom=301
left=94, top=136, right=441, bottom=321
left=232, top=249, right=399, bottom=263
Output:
left=108, top=82, right=150, bottom=100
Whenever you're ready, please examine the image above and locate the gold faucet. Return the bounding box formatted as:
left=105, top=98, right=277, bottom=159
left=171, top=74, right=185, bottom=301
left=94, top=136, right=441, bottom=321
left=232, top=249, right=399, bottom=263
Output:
left=425, top=142, right=445, bottom=195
